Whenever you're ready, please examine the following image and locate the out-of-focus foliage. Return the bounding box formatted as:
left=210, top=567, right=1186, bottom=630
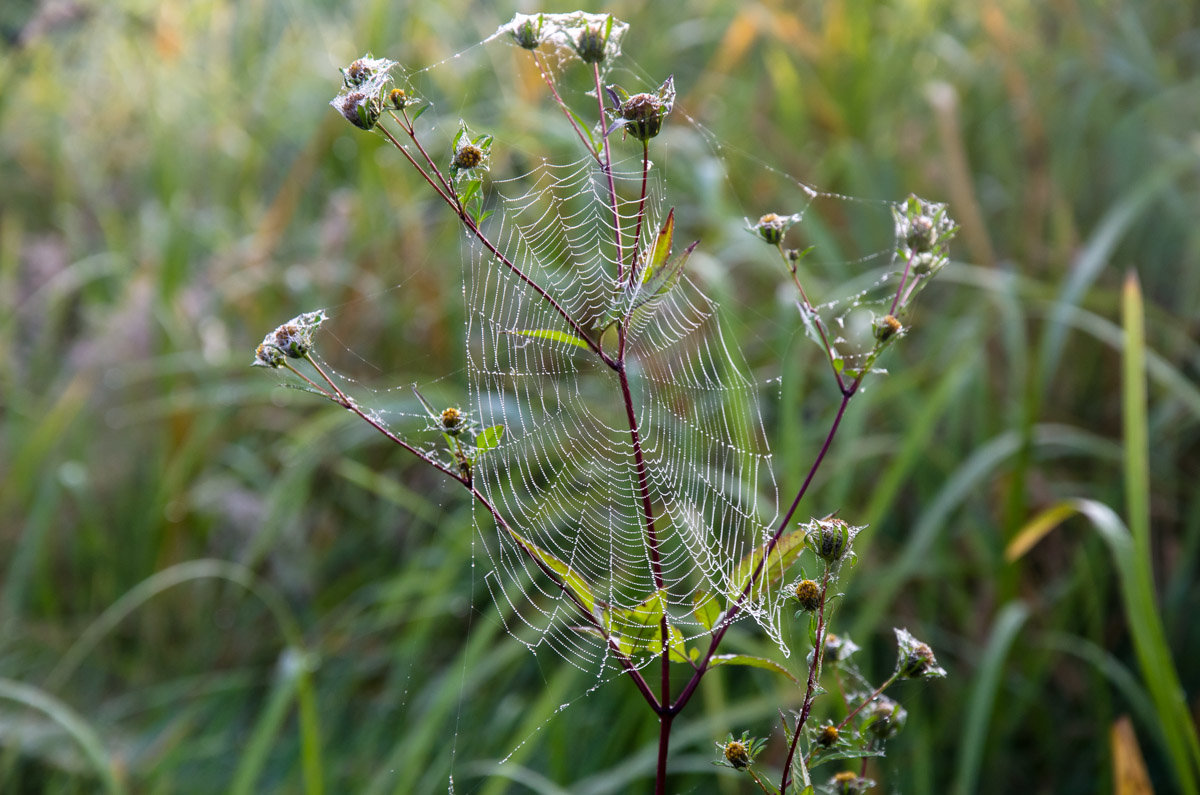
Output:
left=1, top=0, right=1197, bottom=792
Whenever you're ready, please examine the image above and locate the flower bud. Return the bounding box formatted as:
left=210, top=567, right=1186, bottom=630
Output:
left=794, top=578, right=821, bottom=612
left=452, top=144, right=483, bottom=170
left=574, top=24, right=608, bottom=63
left=389, top=88, right=412, bottom=110
left=440, top=407, right=465, bottom=435
left=830, top=771, right=874, bottom=794
left=823, top=631, right=860, bottom=662
left=253, top=342, right=285, bottom=369
left=751, top=212, right=800, bottom=246
left=253, top=310, right=328, bottom=367
left=805, top=517, right=855, bottom=564
left=816, top=723, right=839, bottom=747
left=509, top=14, right=543, bottom=49
left=715, top=732, right=764, bottom=772
left=723, top=740, right=750, bottom=770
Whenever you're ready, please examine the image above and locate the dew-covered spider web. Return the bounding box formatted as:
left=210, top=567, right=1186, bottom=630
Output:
left=464, top=150, right=785, bottom=670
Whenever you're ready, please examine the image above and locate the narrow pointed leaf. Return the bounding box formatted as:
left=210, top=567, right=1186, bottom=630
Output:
left=643, top=208, right=676, bottom=282
left=506, top=528, right=596, bottom=615
left=504, top=328, right=591, bottom=350
left=709, top=654, right=799, bottom=684
left=411, top=384, right=439, bottom=419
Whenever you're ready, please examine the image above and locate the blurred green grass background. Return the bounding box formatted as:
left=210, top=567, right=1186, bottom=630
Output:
left=2, top=0, right=1198, bottom=792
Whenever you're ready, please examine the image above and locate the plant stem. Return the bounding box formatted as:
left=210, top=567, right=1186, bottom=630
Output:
left=781, top=565, right=834, bottom=792
left=628, top=140, right=650, bottom=285
left=593, top=63, right=626, bottom=282
left=656, top=713, right=673, bottom=795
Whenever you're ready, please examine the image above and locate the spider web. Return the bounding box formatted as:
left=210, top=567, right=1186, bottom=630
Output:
left=465, top=153, right=784, bottom=671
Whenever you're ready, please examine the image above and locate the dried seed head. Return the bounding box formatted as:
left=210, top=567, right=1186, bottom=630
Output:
left=864, top=696, right=907, bottom=740
left=894, top=627, right=947, bottom=679
left=794, top=578, right=821, bottom=612
left=340, top=55, right=397, bottom=89
left=620, top=94, right=664, bottom=140
left=906, top=214, right=936, bottom=252
left=607, top=76, right=674, bottom=142
left=343, top=59, right=372, bottom=87
left=874, top=314, right=903, bottom=342
left=252, top=310, right=328, bottom=367
left=334, top=91, right=382, bottom=130
left=894, top=194, right=956, bottom=268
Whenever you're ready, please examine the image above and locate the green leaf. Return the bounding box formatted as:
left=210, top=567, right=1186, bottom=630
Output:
left=504, top=328, right=591, bottom=350
left=475, top=425, right=504, bottom=452
left=709, top=653, right=799, bottom=684
left=506, top=528, right=597, bottom=616
left=692, top=590, right=722, bottom=631
left=729, top=525, right=808, bottom=602
left=606, top=589, right=665, bottom=653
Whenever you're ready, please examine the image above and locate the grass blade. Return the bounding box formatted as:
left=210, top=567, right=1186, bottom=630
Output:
left=0, top=678, right=127, bottom=795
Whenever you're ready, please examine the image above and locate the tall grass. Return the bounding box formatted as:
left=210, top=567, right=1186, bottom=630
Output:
left=1, top=0, right=1197, bottom=792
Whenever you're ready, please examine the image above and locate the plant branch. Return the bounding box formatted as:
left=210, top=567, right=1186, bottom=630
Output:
left=672, top=385, right=856, bottom=716
left=533, top=50, right=599, bottom=161
left=291, top=358, right=467, bottom=484
left=776, top=244, right=846, bottom=391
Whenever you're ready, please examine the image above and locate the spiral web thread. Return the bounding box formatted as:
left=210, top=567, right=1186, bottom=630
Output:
left=464, top=153, right=784, bottom=672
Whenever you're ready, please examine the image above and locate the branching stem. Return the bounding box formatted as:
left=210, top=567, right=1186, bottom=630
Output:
left=378, top=114, right=612, bottom=367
